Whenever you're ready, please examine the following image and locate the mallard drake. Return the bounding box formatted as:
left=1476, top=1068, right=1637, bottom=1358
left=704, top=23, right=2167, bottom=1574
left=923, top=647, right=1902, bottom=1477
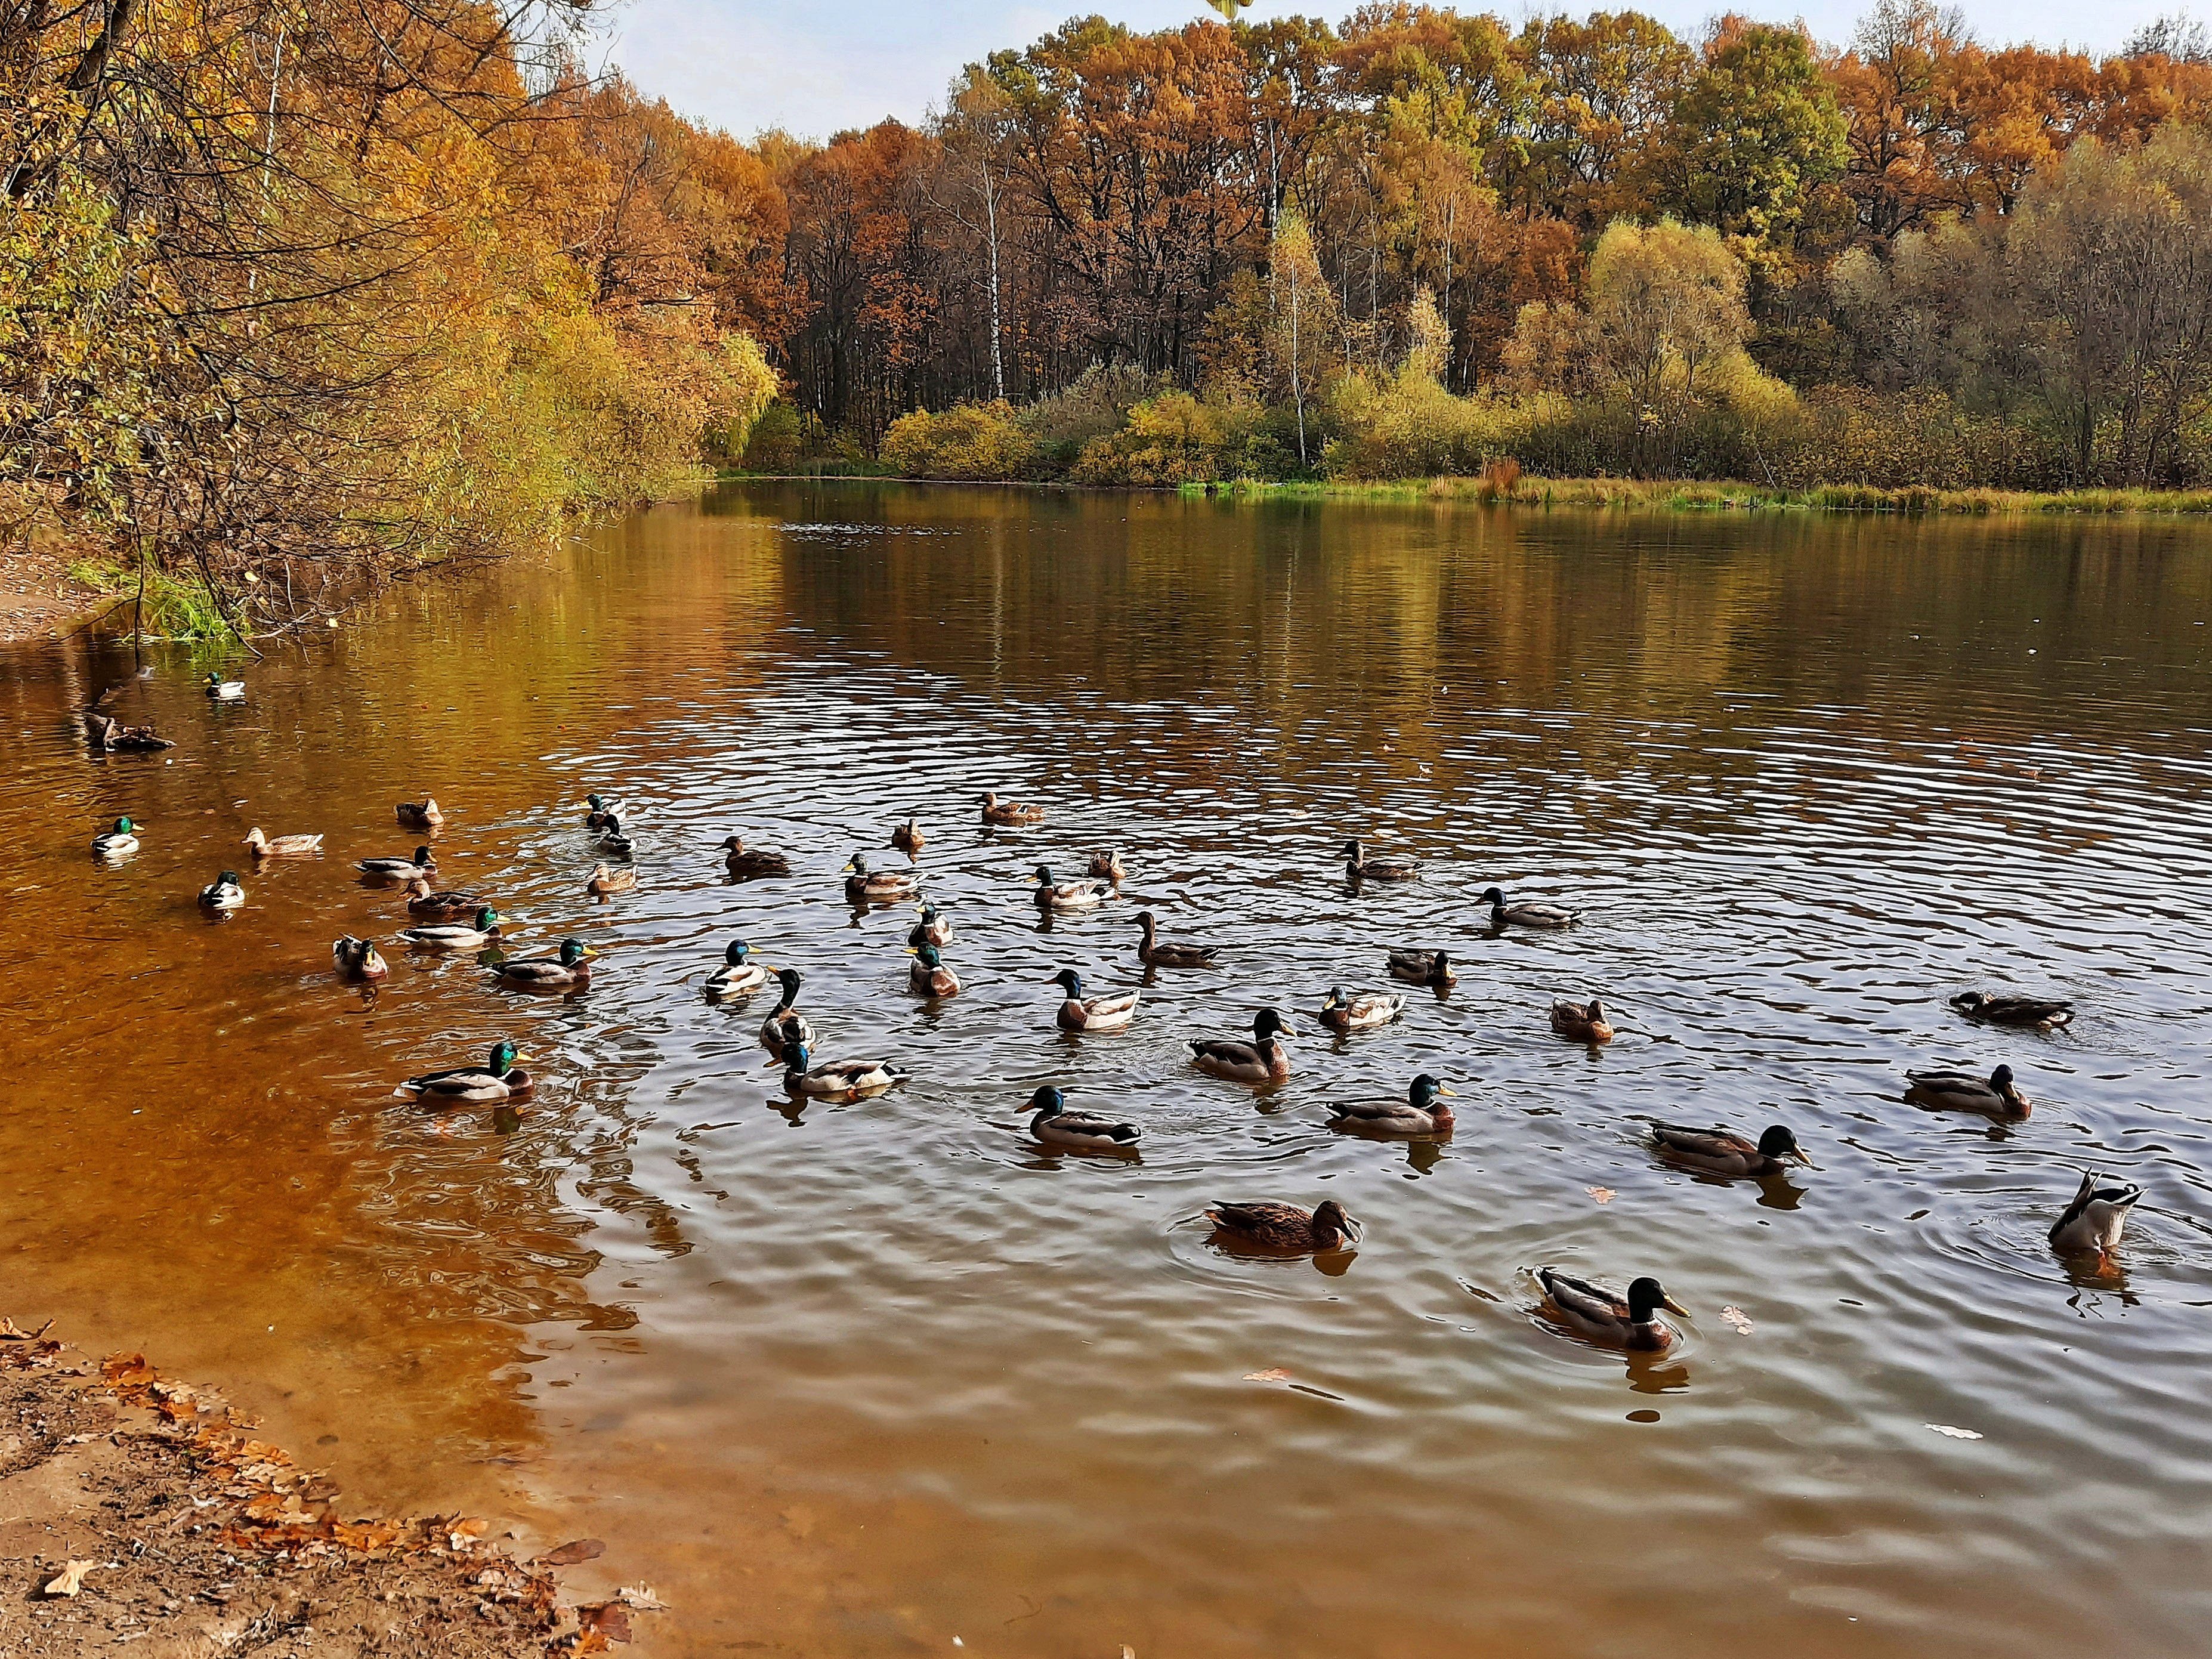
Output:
left=90, top=816, right=140, bottom=858
left=1024, top=1085, right=1139, bottom=1150
left=395, top=797, right=443, bottom=830
left=492, top=937, right=596, bottom=991
left=1343, top=838, right=1420, bottom=882
left=359, top=845, right=437, bottom=881
left=844, top=852, right=921, bottom=905
left=1479, top=886, right=1578, bottom=929
left=1206, top=1198, right=1361, bottom=1252
left=981, top=790, right=1046, bottom=826
left=1950, top=991, right=2074, bottom=1030
left=1190, top=1008, right=1296, bottom=1083
left=1311, top=987, right=1405, bottom=1032
left=586, top=862, right=636, bottom=897
left=583, top=793, right=626, bottom=830
left=2049, top=1170, right=2143, bottom=1255
left=400, top=875, right=489, bottom=920
left=1906, top=1063, right=2031, bottom=1120
left=396, top=906, right=503, bottom=949
left=243, top=827, right=324, bottom=858
left=1049, top=968, right=1139, bottom=1031
left=596, top=814, right=634, bottom=857
left=1034, top=865, right=1111, bottom=911
left=705, top=940, right=771, bottom=999
left=1135, top=910, right=1216, bottom=967
left=1648, top=1122, right=1809, bottom=1177
left=721, top=835, right=790, bottom=879
left=205, top=672, right=246, bottom=701
left=781, top=1040, right=908, bottom=1100
left=332, top=935, right=389, bottom=980
left=1088, top=849, right=1129, bottom=882
left=908, top=943, right=962, bottom=997
left=1536, top=1269, right=1688, bottom=1353
left=393, top=1040, right=533, bottom=1103
left=1549, top=995, right=1614, bottom=1043
left=1386, top=948, right=1456, bottom=989
left=199, top=870, right=245, bottom=910
left=759, top=968, right=817, bottom=1057
left=1327, top=1073, right=1454, bottom=1136
left=89, top=713, right=173, bottom=751
left=912, top=904, right=954, bottom=947
left=891, top=817, right=925, bottom=855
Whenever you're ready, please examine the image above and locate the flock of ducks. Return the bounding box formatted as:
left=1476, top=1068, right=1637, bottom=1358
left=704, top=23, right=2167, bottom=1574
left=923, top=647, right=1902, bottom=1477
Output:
left=82, top=687, right=2145, bottom=1357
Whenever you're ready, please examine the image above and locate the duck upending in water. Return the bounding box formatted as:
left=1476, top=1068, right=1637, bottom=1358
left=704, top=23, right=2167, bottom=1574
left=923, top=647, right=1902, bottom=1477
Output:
left=359, top=845, right=436, bottom=880
left=493, top=937, right=596, bottom=990
left=586, top=861, right=636, bottom=897
left=1207, top=1198, right=1361, bottom=1252
left=1050, top=968, right=1139, bottom=1031
left=722, top=835, right=790, bottom=879
left=205, top=673, right=246, bottom=701
left=781, top=1040, right=908, bottom=1099
left=845, top=852, right=921, bottom=905
left=1386, top=948, right=1456, bottom=989
left=1950, top=991, right=2075, bottom=1030
left=1327, top=1073, right=1455, bottom=1136
left=1190, top=1008, right=1296, bottom=1083
left=394, top=1040, right=532, bottom=1103
left=199, top=871, right=245, bottom=910
left=332, top=936, right=389, bottom=980
left=91, top=817, right=140, bottom=858
left=1648, top=1123, right=1809, bottom=1178
left=1342, top=838, right=1420, bottom=882
left=1905, top=1063, right=2031, bottom=1120
left=1088, top=849, right=1129, bottom=882
left=1479, top=886, right=1579, bottom=929
left=89, top=713, right=172, bottom=751
left=981, top=790, right=1046, bottom=826
left=1024, top=1085, right=1139, bottom=1151
left=1311, top=987, right=1407, bottom=1032
left=705, top=940, right=771, bottom=999
left=396, top=906, right=502, bottom=949
left=395, top=797, right=443, bottom=830
left=243, top=827, right=325, bottom=858
left=1135, top=910, right=1217, bottom=967
left=2048, top=1170, right=2143, bottom=1256
left=759, top=968, right=817, bottom=1057
left=909, top=943, right=962, bottom=997
left=1536, top=1269, right=1688, bottom=1352
left=1034, top=865, right=1111, bottom=911
left=1549, top=995, right=1614, bottom=1043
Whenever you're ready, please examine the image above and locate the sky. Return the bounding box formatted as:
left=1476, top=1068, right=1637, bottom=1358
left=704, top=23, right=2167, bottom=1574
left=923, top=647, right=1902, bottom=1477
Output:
left=604, top=0, right=2194, bottom=140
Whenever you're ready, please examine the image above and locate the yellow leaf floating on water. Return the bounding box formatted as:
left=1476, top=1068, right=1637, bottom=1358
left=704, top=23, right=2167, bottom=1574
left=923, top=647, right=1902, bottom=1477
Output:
left=1926, top=1423, right=1984, bottom=1441
left=1720, top=1305, right=1754, bottom=1334
left=1243, top=1367, right=1293, bottom=1383
left=42, top=1560, right=96, bottom=1598
left=1586, top=1187, right=1615, bottom=1204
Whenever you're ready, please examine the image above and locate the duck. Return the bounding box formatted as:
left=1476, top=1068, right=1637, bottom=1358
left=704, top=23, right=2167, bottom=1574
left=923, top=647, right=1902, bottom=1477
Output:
left=88, top=713, right=173, bottom=751
left=780, top=1040, right=908, bottom=1100
left=1134, top=910, right=1217, bottom=967
left=912, top=904, right=954, bottom=947
left=1206, top=1198, right=1361, bottom=1252
left=1648, top=1122, right=1809, bottom=1178
left=1088, top=849, right=1129, bottom=882
left=908, top=943, right=962, bottom=998
left=1386, top=948, right=1457, bottom=989
left=583, top=793, right=626, bottom=830
left=1905, top=1063, right=2031, bottom=1120
left=2049, top=1170, right=2143, bottom=1256
left=400, top=875, right=490, bottom=920
left=1190, top=1008, right=1296, bottom=1083
left=90, top=816, right=141, bottom=858
left=395, top=797, right=443, bottom=830
left=332, top=936, right=389, bottom=980
left=1535, top=1269, right=1688, bottom=1353
left=396, top=906, right=503, bottom=949
left=596, top=814, right=634, bottom=857
left=1327, top=1073, right=1455, bottom=1136
left=243, top=827, right=325, bottom=858
left=844, top=852, right=921, bottom=905
left=721, top=835, right=790, bottom=879
left=1341, top=838, right=1420, bottom=882
left=705, top=940, right=771, bottom=999
left=1034, top=865, right=1111, bottom=911
left=1549, top=994, right=1614, bottom=1043
left=891, top=817, right=925, bottom=855
left=393, top=1040, right=532, bottom=1103
left=205, top=672, right=246, bottom=701
left=1049, top=968, right=1139, bottom=1031
left=1311, top=987, right=1406, bottom=1033
left=198, top=870, right=245, bottom=910
left=491, top=937, right=596, bottom=991
left=759, top=968, right=817, bottom=1057
left=1950, top=991, right=2075, bottom=1030
left=586, top=862, right=636, bottom=897
left=1023, top=1085, right=1139, bottom=1151
left=359, top=845, right=437, bottom=881
left=981, top=790, right=1046, bottom=826
left=1479, top=886, right=1579, bottom=929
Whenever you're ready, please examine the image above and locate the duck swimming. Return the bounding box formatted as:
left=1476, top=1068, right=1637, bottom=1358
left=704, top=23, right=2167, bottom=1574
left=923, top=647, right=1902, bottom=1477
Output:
left=396, top=906, right=503, bottom=949
left=1342, top=838, right=1419, bottom=882
left=1190, top=1008, right=1296, bottom=1083
left=1034, top=866, right=1111, bottom=911
left=1549, top=995, right=1614, bottom=1043
left=332, top=936, right=389, bottom=980
left=844, top=852, right=921, bottom=905
left=492, top=937, right=596, bottom=991
left=1023, top=1085, right=1139, bottom=1151
left=780, top=1040, right=908, bottom=1100
left=395, top=797, right=443, bottom=830
left=759, top=968, right=817, bottom=1057
left=1311, top=987, right=1406, bottom=1033
left=586, top=862, right=636, bottom=897
left=583, top=793, right=626, bottom=830
left=401, top=875, right=490, bottom=920
left=596, top=814, right=634, bottom=857
left=912, top=904, right=954, bottom=947
left=1906, top=1063, right=2030, bottom=1120
left=1327, top=1073, right=1455, bottom=1136
left=91, top=817, right=140, bottom=858
left=909, top=943, right=962, bottom=998
left=1049, top=968, right=1139, bottom=1031
left=1206, top=1199, right=1361, bottom=1252
left=199, top=870, right=245, bottom=910
left=705, top=940, right=771, bottom=999
left=981, top=790, right=1046, bottom=826
left=2049, top=1170, right=2143, bottom=1256
left=1088, top=849, right=1129, bottom=882
left=243, top=827, right=324, bottom=858
left=1536, top=1269, right=1688, bottom=1352
left=721, top=835, right=790, bottom=879
left=1950, top=991, right=2074, bottom=1030
left=1647, top=1123, right=1809, bottom=1178
left=205, top=673, right=246, bottom=701
left=1135, top=910, right=1217, bottom=967
left=891, top=817, right=926, bottom=855
left=394, top=1040, right=532, bottom=1103
left=1386, top=948, right=1456, bottom=989
left=359, top=845, right=437, bottom=881
left=1479, top=886, right=1579, bottom=929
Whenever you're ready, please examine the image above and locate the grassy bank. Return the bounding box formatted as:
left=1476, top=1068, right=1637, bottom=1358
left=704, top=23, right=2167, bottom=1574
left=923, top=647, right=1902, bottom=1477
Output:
left=1176, top=476, right=2212, bottom=515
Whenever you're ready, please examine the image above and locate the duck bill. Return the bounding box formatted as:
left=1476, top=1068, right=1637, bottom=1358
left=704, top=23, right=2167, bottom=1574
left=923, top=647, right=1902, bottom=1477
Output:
left=1661, top=1295, right=1691, bottom=1317
left=1341, top=1216, right=1365, bottom=1243
left=1436, top=1086, right=1459, bottom=1098
left=1788, top=1148, right=1814, bottom=1166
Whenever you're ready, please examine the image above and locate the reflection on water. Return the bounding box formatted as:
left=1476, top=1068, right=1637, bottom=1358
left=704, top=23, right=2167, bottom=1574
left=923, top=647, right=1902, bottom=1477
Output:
left=4, top=483, right=2212, bottom=1655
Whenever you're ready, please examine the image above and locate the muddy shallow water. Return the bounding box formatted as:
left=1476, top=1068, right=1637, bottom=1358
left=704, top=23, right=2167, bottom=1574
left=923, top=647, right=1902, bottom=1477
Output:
left=4, top=483, right=2210, bottom=1656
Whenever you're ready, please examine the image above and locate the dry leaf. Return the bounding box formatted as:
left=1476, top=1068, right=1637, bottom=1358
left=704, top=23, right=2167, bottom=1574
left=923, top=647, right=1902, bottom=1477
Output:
left=1586, top=1187, right=1616, bottom=1204
left=617, top=1584, right=669, bottom=1610
left=1719, top=1305, right=1754, bottom=1335
left=578, top=1601, right=633, bottom=1643
left=541, top=1537, right=605, bottom=1567
left=1925, top=1423, right=1984, bottom=1441
left=0, top=1315, right=55, bottom=1340
left=42, top=1560, right=96, bottom=1598
left=1242, top=1368, right=1293, bottom=1383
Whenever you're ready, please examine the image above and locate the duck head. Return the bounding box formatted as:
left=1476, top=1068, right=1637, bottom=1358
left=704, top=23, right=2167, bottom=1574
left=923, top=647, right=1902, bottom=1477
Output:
left=1033, top=864, right=1056, bottom=885
left=1050, top=968, right=1085, bottom=999
left=112, top=817, right=135, bottom=835
left=912, top=943, right=945, bottom=969
left=488, top=1040, right=529, bottom=1077
left=1757, top=1125, right=1811, bottom=1165
left=1026, top=1084, right=1065, bottom=1120
left=1408, top=1073, right=1456, bottom=1109
left=774, top=967, right=804, bottom=1005
left=473, top=907, right=501, bottom=932
left=217, top=870, right=242, bottom=888
left=1311, top=1198, right=1363, bottom=1244
left=1135, top=909, right=1158, bottom=935
left=412, top=845, right=435, bottom=867
left=1477, top=885, right=1506, bottom=906
left=721, top=834, right=745, bottom=852
left=1627, top=1277, right=1689, bottom=1323
left=1340, top=838, right=1364, bottom=859
left=1253, top=1008, right=1296, bottom=1042
left=724, top=940, right=753, bottom=966
left=844, top=852, right=871, bottom=877
left=1950, top=990, right=1988, bottom=1014
left=1426, top=950, right=1453, bottom=985
left=784, top=1040, right=811, bottom=1076
left=558, top=938, right=595, bottom=967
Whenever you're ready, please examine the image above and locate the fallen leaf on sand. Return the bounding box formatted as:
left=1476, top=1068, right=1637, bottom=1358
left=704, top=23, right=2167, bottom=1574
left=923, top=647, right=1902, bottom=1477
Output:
left=1124, top=1648, right=1137, bottom=1658
left=1926, top=1423, right=1984, bottom=1441
left=1243, top=1368, right=1293, bottom=1383
left=1719, top=1306, right=1754, bottom=1335
left=42, top=1560, right=96, bottom=1598
left=540, top=1538, right=605, bottom=1567
left=1586, top=1187, right=1616, bottom=1204
left=0, top=1315, right=56, bottom=1340
left=578, top=1601, right=633, bottom=1642
left=617, top=1584, right=669, bottom=1610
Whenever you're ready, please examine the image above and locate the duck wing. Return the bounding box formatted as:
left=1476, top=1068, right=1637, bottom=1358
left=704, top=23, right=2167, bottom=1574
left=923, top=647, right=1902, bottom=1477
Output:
left=1051, top=1111, right=1139, bottom=1142
left=1386, top=950, right=1436, bottom=976
left=1649, top=1123, right=1756, bottom=1162
left=1209, top=1201, right=1308, bottom=1235
left=1538, top=1268, right=1628, bottom=1324
left=1188, top=1037, right=1261, bottom=1065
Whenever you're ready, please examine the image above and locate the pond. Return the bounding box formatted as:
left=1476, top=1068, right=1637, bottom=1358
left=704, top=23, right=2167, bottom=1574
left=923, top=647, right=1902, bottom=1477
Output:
left=3, top=482, right=2208, bottom=1657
